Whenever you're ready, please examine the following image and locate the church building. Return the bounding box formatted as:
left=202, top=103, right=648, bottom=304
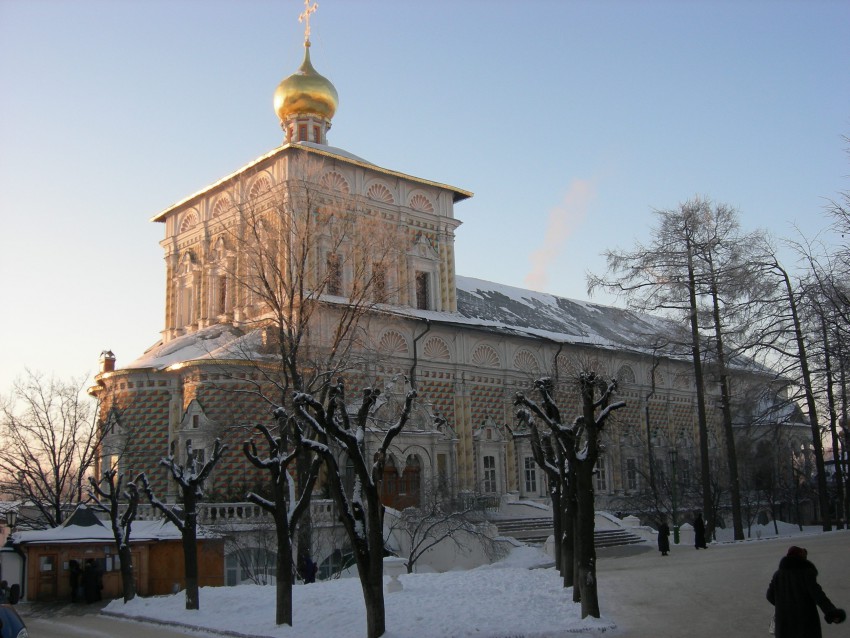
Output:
left=90, top=7, right=807, bottom=552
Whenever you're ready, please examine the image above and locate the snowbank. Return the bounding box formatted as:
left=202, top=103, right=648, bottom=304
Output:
left=104, top=546, right=615, bottom=637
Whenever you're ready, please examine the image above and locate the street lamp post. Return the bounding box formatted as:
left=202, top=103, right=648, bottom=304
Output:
left=669, top=449, right=679, bottom=544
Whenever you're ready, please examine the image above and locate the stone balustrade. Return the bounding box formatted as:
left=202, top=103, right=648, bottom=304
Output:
left=131, top=499, right=338, bottom=527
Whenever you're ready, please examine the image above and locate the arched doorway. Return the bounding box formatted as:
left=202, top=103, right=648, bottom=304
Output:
left=381, top=456, right=399, bottom=506
left=398, top=455, right=422, bottom=509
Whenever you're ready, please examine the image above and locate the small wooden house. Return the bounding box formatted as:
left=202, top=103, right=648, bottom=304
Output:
left=12, top=505, right=223, bottom=602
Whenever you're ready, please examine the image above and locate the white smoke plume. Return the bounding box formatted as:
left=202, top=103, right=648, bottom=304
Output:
left=524, top=179, right=595, bottom=291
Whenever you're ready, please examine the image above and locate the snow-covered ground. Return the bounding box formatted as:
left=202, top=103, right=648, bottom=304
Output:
left=102, top=522, right=850, bottom=638
left=105, top=545, right=613, bottom=637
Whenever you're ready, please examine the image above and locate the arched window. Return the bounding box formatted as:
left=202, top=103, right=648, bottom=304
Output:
left=381, top=456, right=399, bottom=506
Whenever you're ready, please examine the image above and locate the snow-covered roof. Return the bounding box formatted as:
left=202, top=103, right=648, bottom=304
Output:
left=12, top=505, right=215, bottom=545
left=454, top=276, right=685, bottom=354
left=125, top=324, right=260, bottom=371
left=122, top=277, right=695, bottom=373
left=151, top=142, right=472, bottom=222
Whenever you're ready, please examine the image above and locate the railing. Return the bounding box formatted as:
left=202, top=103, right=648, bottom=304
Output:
left=133, top=499, right=338, bottom=526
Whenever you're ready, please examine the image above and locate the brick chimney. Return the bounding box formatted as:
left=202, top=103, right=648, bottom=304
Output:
left=99, top=350, right=116, bottom=373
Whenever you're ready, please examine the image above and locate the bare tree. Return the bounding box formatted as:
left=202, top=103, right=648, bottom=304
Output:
left=209, top=153, right=406, bottom=571
left=588, top=204, right=716, bottom=537
left=507, top=416, right=571, bottom=586
left=242, top=417, right=321, bottom=626
left=87, top=469, right=141, bottom=602
left=516, top=373, right=625, bottom=619
left=294, top=381, right=414, bottom=638
left=589, top=198, right=768, bottom=541
left=385, top=479, right=504, bottom=574
left=745, top=249, right=833, bottom=531
left=139, top=438, right=227, bottom=610
left=0, top=371, right=103, bottom=528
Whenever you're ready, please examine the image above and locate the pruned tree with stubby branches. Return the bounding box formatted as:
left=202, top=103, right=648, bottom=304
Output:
left=87, top=469, right=140, bottom=602
left=206, top=153, right=408, bottom=573
left=243, top=415, right=322, bottom=626
left=293, top=380, right=414, bottom=638
left=516, top=373, right=625, bottom=619
left=508, top=408, right=574, bottom=589
left=138, top=438, right=227, bottom=610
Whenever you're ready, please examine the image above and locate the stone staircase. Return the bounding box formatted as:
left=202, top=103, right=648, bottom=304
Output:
left=494, top=516, right=646, bottom=548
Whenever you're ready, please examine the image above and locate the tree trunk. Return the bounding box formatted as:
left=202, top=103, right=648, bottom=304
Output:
left=276, top=515, right=294, bottom=626
left=549, top=488, right=562, bottom=575
left=686, top=241, right=715, bottom=537
left=561, top=461, right=576, bottom=592
left=118, top=546, right=136, bottom=603
left=296, top=449, right=314, bottom=574
left=362, top=566, right=386, bottom=638
left=709, top=282, right=744, bottom=541
left=781, top=269, right=832, bottom=531
left=575, top=463, right=599, bottom=618
left=821, top=316, right=845, bottom=528
left=182, top=523, right=199, bottom=610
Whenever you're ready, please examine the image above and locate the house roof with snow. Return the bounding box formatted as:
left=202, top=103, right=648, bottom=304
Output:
left=12, top=504, right=214, bottom=546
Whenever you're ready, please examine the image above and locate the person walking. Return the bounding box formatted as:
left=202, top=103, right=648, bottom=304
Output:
left=83, top=558, right=103, bottom=603
left=657, top=518, right=670, bottom=556
left=693, top=512, right=707, bottom=549
left=767, top=545, right=846, bottom=637
left=69, top=559, right=81, bottom=602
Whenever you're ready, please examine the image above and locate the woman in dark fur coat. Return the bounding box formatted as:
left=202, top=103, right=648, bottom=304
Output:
left=767, top=546, right=846, bottom=638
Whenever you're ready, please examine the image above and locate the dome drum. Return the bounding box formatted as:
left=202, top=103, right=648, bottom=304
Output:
left=274, top=45, right=338, bottom=144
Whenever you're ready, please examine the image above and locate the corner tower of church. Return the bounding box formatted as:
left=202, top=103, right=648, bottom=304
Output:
left=150, top=4, right=470, bottom=344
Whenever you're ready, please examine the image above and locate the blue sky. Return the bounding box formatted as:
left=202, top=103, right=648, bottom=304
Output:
left=1, top=0, right=848, bottom=393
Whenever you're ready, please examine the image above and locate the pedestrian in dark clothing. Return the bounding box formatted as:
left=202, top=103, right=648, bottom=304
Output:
left=767, top=546, right=846, bottom=638
left=83, top=558, right=103, bottom=603
left=657, top=519, right=670, bottom=556
left=693, top=512, right=707, bottom=549
left=69, top=559, right=81, bottom=602
left=299, top=555, right=318, bottom=584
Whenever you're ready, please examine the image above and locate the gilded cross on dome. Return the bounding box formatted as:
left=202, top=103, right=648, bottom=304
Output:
left=299, top=0, right=318, bottom=45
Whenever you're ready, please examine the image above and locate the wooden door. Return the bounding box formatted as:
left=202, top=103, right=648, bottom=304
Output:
left=37, top=554, right=58, bottom=600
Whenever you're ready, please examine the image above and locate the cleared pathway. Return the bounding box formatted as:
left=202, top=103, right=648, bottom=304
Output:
left=594, top=530, right=850, bottom=637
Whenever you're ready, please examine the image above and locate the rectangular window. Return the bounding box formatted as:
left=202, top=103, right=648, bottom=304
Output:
left=373, top=262, right=387, bottom=303
left=524, top=457, right=537, bottom=494
left=595, top=456, right=608, bottom=492
left=680, top=460, right=690, bottom=488
left=192, top=415, right=199, bottom=429
left=415, top=271, right=430, bottom=310
left=655, top=458, right=665, bottom=486
left=326, top=253, right=342, bottom=296
left=217, top=275, right=227, bottom=314
left=313, top=125, right=321, bottom=142
left=179, top=285, right=195, bottom=326
left=483, top=455, right=497, bottom=493
left=626, top=458, right=638, bottom=491
left=298, top=123, right=307, bottom=141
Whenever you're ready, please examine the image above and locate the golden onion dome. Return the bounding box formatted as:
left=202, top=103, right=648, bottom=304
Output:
left=273, top=45, right=338, bottom=122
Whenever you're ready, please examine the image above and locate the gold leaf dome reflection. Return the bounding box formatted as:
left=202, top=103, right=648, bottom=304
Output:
left=274, top=45, right=338, bottom=121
